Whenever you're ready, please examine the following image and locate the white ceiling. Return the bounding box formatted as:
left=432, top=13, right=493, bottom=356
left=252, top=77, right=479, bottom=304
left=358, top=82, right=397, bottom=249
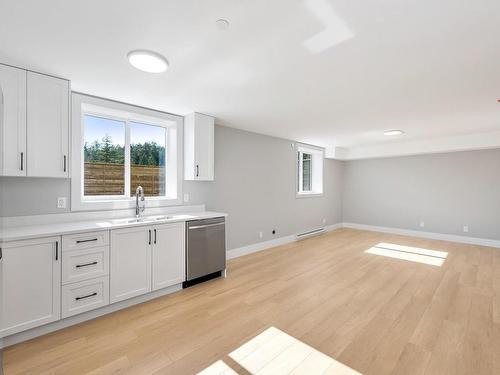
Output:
left=1, top=0, right=499, bottom=155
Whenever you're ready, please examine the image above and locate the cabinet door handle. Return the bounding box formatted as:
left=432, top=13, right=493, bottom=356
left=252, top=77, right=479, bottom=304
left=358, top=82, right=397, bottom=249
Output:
left=154, top=229, right=157, bottom=244
left=76, top=261, right=98, bottom=268
left=76, top=238, right=98, bottom=244
left=63, top=155, right=67, bottom=172
left=75, top=292, right=97, bottom=301
left=0, top=247, right=2, bottom=261
left=20, top=152, right=24, bottom=171
left=196, top=164, right=199, bottom=177
left=149, top=230, right=151, bottom=245
left=55, top=241, right=59, bottom=261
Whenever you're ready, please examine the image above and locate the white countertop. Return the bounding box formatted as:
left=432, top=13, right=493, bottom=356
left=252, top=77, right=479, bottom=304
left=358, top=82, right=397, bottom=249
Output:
left=0, top=211, right=227, bottom=242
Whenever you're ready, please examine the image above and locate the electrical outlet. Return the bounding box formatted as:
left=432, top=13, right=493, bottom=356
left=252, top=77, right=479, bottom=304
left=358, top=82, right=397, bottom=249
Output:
left=57, top=197, right=67, bottom=209
left=259, top=231, right=263, bottom=239
left=183, top=193, right=189, bottom=203
left=419, top=221, right=425, bottom=228
left=322, top=218, right=326, bottom=224
left=463, top=225, right=469, bottom=233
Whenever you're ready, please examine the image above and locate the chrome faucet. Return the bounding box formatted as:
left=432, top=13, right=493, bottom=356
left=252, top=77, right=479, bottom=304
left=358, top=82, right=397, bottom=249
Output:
left=135, top=186, right=145, bottom=218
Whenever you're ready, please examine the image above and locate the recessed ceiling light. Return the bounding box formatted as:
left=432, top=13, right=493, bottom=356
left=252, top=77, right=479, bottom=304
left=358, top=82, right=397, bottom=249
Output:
left=384, top=129, right=404, bottom=136
left=127, top=50, right=168, bottom=73
left=216, top=19, right=230, bottom=30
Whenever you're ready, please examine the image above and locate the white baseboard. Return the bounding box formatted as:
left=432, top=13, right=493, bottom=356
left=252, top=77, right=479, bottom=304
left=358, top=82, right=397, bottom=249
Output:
left=227, top=223, right=343, bottom=260
left=0, top=284, right=182, bottom=349
left=342, top=222, right=500, bottom=248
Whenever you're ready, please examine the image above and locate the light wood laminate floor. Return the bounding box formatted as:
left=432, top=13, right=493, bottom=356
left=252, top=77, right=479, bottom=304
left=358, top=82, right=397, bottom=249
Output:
left=3, top=228, right=500, bottom=374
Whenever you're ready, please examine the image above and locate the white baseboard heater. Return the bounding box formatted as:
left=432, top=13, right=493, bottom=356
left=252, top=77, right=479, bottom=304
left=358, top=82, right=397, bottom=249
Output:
left=296, top=227, right=325, bottom=240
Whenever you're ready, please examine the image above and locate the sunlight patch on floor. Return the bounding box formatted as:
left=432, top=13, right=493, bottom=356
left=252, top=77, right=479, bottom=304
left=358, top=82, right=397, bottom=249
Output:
left=197, top=360, right=238, bottom=375
left=198, top=326, right=362, bottom=374
left=365, top=242, right=448, bottom=267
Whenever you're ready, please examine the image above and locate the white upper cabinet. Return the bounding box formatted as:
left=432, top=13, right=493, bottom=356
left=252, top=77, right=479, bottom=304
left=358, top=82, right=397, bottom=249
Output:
left=152, top=222, right=185, bottom=291
left=0, top=236, right=61, bottom=338
left=0, top=63, right=69, bottom=178
left=27, top=71, right=70, bottom=178
left=184, top=112, right=214, bottom=181
left=0, top=64, right=27, bottom=176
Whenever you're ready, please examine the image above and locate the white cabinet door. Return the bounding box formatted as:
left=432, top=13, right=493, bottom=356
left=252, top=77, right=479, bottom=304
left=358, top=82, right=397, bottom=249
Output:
left=110, top=226, right=152, bottom=303
left=27, top=71, right=69, bottom=178
left=0, top=236, right=61, bottom=338
left=0, top=64, right=26, bottom=176
left=184, top=112, right=214, bottom=181
left=152, top=222, right=185, bottom=291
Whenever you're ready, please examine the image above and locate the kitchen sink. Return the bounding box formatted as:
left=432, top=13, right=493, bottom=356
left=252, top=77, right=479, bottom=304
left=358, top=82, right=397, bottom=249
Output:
left=107, top=214, right=195, bottom=226
left=110, top=215, right=169, bottom=225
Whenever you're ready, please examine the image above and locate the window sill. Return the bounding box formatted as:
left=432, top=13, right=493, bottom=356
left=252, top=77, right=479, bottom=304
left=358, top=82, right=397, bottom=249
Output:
left=296, top=192, right=324, bottom=199
left=72, top=196, right=182, bottom=212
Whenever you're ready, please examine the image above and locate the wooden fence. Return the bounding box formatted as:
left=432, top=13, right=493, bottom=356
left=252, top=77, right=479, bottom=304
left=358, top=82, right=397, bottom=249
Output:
left=84, top=162, right=166, bottom=196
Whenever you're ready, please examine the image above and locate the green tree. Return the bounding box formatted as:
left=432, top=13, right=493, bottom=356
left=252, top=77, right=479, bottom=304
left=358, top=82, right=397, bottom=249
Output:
left=84, top=135, right=163, bottom=166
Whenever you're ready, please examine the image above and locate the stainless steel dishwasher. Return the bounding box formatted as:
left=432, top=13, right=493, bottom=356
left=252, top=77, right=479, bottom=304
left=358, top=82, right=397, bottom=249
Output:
left=184, top=217, right=226, bottom=287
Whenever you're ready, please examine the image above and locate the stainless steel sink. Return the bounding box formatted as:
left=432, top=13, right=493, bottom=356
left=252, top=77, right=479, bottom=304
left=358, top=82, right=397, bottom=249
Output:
left=107, top=214, right=196, bottom=226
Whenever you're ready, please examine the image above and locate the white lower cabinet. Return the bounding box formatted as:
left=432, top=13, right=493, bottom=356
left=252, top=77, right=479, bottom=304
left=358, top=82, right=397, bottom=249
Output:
left=1, top=221, right=187, bottom=339
left=110, top=223, right=186, bottom=303
left=0, top=236, right=61, bottom=338
left=62, top=276, right=109, bottom=318
left=110, top=226, right=152, bottom=303
left=152, top=222, right=186, bottom=291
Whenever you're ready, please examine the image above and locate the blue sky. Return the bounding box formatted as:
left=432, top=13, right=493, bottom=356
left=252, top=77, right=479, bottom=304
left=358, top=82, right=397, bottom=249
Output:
left=84, top=115, right=166, bottom=146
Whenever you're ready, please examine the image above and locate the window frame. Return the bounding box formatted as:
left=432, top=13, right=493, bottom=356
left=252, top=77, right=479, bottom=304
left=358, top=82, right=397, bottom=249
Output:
left=71, top=93, right=183, bottom=211
left=298, top=151, right=313, bottom=193
left=296, top=143, right=324, bottom=198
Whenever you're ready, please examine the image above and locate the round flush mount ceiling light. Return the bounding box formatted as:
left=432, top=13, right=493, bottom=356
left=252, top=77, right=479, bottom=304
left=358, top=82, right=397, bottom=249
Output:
left=215, top=19, right=230, bottom=30
left=383, top=129, right=405, bottom=136
left=127, top=50, right=169, bottom=73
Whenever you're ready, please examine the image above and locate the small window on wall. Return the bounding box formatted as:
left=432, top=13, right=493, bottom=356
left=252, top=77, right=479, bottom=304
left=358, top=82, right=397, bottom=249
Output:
left=72, top=93, right=182, bottom=211
left=296, top=144, right=324, bottom=196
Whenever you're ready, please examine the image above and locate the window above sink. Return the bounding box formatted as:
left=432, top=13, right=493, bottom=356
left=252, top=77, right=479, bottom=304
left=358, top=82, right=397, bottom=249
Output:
left=71, top=93, right=183, bottom=211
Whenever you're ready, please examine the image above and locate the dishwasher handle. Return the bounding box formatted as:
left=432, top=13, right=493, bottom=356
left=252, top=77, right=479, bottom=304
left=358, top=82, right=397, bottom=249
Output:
left=189, top=222, right=225, bottom=230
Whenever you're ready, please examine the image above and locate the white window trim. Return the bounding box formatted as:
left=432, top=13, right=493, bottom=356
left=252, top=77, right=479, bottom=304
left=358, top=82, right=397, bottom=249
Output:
left=297, top=151, right=312, bottom=194
left=71, top=93, right=183, bottom=211
left=296, top=143, right=324, bottom=198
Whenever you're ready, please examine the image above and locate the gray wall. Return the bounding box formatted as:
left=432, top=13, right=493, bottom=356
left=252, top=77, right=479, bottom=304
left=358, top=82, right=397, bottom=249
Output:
left=185, top=126, right=344, bottom=249
left=0, top=177, right=71, bottom=216
left=343, top=149, right=500, bottom=240
left=0, top=125, right=344, bottom=250
left=3, top=124, right=498, bottom=246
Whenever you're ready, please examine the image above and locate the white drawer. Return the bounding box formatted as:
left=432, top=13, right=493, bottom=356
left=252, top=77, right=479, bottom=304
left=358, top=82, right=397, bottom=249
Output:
left=62, top=276, right=109, bottom=318
left=62, top=231, right=109, bottom=252
left=62, top=246, right=109, bottom=284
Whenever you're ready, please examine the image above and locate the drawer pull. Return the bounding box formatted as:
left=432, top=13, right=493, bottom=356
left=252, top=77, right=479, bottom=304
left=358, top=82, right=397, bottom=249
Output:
left=76, top=238, right=99, bottom=244
left=75, top=261, right=98, bottom=268
left=75, top=292, right=97, bottom=301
